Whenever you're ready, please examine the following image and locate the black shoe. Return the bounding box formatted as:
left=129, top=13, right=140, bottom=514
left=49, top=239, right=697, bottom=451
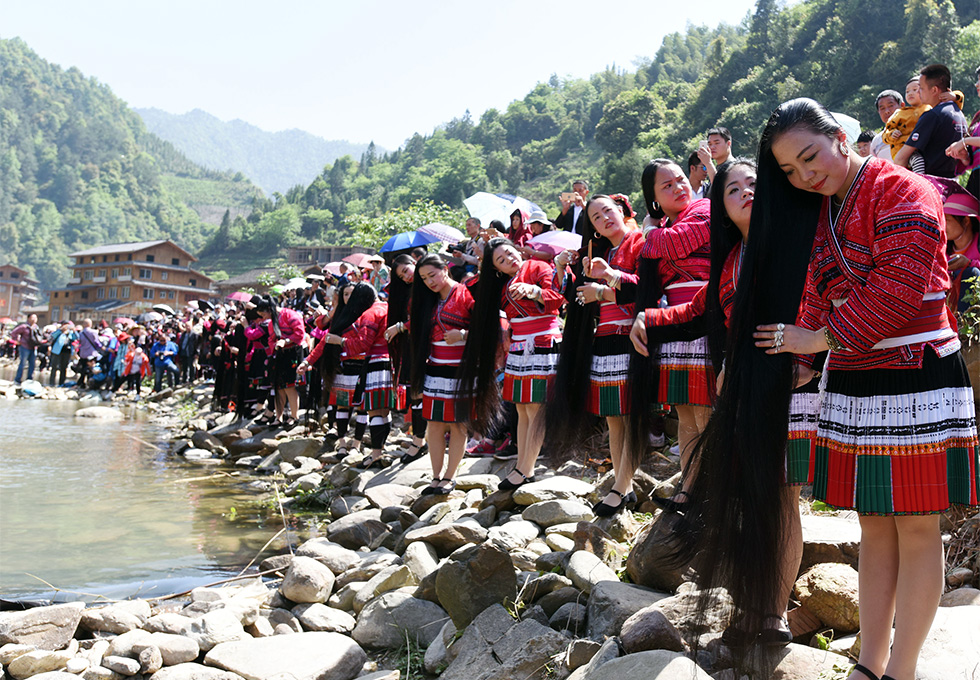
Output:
left=420, top=480, right=442, bottom=496
left=356, top=455, right=387, bottom=470
left=498, top=467, right=534, bottom=492
left=651, top=490, right=690, bottom=513
left=757, top=615, right=793, bottom=646
left=592, top=490, right=637, bottom=517
left=401, top=443, right=428, bottom=464
left=851, top=664, right=881, bottom=680
left=434, top=478, right=456, bottom=495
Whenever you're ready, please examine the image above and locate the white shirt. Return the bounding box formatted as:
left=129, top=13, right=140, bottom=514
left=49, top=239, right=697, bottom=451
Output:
left=871, top=132, right=893, bottom=162
left=572, top=204, right=583, bottom=229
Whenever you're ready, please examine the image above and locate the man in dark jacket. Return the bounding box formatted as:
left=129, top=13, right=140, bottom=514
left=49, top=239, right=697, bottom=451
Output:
left=11, top=314, right=43, bottom=383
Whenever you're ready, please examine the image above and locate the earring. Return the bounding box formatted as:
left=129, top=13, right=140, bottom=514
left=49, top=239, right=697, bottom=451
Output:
left=840, top=142, right=849, bottom=156
left=594, top=231, right=601, bottom=240
left=652, top=201, right=660, bottom=213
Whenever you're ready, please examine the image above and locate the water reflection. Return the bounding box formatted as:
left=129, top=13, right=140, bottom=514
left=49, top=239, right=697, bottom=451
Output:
left=0, top=396, right=310, bottom=601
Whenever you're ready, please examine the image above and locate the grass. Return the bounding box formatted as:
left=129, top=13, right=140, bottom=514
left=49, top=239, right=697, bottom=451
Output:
left=370, top=634, right=431, bottom=680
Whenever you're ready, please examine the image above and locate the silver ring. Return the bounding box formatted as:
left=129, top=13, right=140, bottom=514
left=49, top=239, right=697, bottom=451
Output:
left=777, top=323, right=785, bottom=331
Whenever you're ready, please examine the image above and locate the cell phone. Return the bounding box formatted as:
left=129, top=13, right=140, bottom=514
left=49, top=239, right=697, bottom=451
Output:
left=560, top=192, right=576, bottom=202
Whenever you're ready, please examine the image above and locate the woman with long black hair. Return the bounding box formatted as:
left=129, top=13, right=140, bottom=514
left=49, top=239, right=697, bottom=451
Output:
left=627, top=159, right=713, bottom=508
left=300, top=282, right=397, bottom=468
left=635, top=159, right=820, bottom=646
left=457, top=238, right=565, bottom=491
left=384, top=254, right=428, bottom=463
left=254, top=296, right=305, bottom=427
left=546, top=195, right=645, bottom=516
left=401, top=254, right=475, bottom=494
left=713, top=98, right=977, bottom=680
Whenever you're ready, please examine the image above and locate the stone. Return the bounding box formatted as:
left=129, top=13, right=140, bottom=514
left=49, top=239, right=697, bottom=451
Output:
left=0, top=602, right=85, bottom=650
left=574, top=649, right=711, bottom=680
left=620, top=608, right=685, bottom=653
left=143, top=613, right=194, bottom=636
left=0, top=644, right=37, bottom=665
left=520, top=573, right=574, bottom=604
left=548, top=602, right=587, bottom=635
left=204, top=632, right=365, bottom=680
left=402, top=541, right=440, bottom=581
left=535, top=551, right=567, bottom=573
left=941, top=586, right=980, bottom=607
left=565, top=550, right=619, bottom=595
left=352, top=565, right=418, bottom=613
left=742, top=643, right=848, bottom=680
left=145, top=634, right=199, bottom=666
left=439, top=614, right=566, bottom=680
left=17, top=674, right=80, bottom=680
left=7, top=648, right=73, bottom=679
left=402, top=524, right=488, bottom=558
left=280, top=556, right=336, bottom=603
left=227, top=433, right=277, bottom=456
left=334, top=550, right=400, bottom=589
left=276, top=438, right=322, bottom=463
left=546, top=534, right=575, bottom=552
left=351, top=591, right=449, bottom=649
left=80, top=601, right=151, bottom=635
left=355, top=672, right=399, bottom=680
left=538, top=587, right=586, bottom=619
left=191, top=431, right=223, bottom=452
left=422, top=620, right=456, bottom=675
left=572, top=522, right=626, bottom=571
left=329, top=496, right=372, bottom=519
left=183, top=611, right=247, bottom=653
left=800, top=514, right=861, bottom=571
left=66, top=657, right=90, bottom=673
left=101, top=656, right=142, bottom=676
left=452, top=475, right=500, bottom=494
left=291, top=603, right=356, bottom=634
left=512, top=477, right=595, bottom=505
left=363, top=484, right=417, bottom=510
left=149, top=663, right=245, bottom=680
left=565, top=638, right=619, bottom=680
left=329, top=583, right=365, bottom=612
left=522, top=500, right=595, bottom=528
left=106, top=630, right=153, bottom=658
left=565, top=639, right=602, bottom=671
left=74, top=407, right=123, bottom=419
left=285, top=472, right=323, bottom=495
left=265, top=608, right=302, bottom=634
left=947, top=567, right=974, bottom=587
left=585, top=580, right=670, bottom=639
left=916, top=603, right=980, bottom=679
left=435, top=542, right=517, bottom=628
left=486, top=520, right=540, bottom=552
left=479, top=490, right=519, bottom=515
left=650, top=587, right=734, bottom=640
left=325, top=509, right=389, bottom=550
left=624, top=514, right=693, bottom=591
left=294, top=539, right=360, bottom=574
left=257, top=554, right=293, bottom=573
left=793, top=563, right=860, bottom=633
left=81, top=667, right=120, bottom=680
left=183, top=449, right=213, bottom=461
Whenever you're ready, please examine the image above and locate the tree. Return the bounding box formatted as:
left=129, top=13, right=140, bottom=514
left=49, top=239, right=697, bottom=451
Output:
left=344, top=199, right=468, bottom=251
left=595, top=89, right=665, bottom=155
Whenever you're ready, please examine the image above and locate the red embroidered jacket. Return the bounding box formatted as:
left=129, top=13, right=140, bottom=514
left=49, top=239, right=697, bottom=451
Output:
left=797, top=159, right=957, bottom=370
left=646, top=242, right=742, bottom=328
left=640, top=198, right=712, bottom=300
left=429, top=284, right=474, bottom=343
left=503, top=260, right=564, bottom=345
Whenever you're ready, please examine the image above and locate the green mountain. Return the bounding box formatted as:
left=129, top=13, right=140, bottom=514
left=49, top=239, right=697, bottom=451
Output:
left=136, top=108, right=373, bottom=196
left=0, top=38, right=262, bottom=294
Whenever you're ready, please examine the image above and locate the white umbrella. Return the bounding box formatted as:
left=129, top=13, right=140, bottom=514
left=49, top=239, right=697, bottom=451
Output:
left=282, top=277, right=310, bottom=291
left=418, top=222, right=465, bottom=245
left=463, top=192, right=511, bottom=219
left=528, top=231, right=582, bottom=257
left=152, top=303, right=176, bottom=316
left=831, top=112, right=862, bottom=146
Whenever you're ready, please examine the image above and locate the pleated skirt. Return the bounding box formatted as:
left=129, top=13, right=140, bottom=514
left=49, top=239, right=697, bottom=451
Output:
left=588, top=334, right=631, bottom=417
left=502, top=337, right=561, bottom=404
left=657, top=336, right=713, bottom=408
left=812, top=349, right=979, bottom=515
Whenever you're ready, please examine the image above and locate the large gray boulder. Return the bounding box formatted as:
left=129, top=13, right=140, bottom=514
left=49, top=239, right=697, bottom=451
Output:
left=294, top=539, right=360, bottom=574
left=276, top=438, right=322, bottom=463
left=351, top=591, right=449, bottom=649
left=624, top=513, right=693, bottom=591
left=280, top=556, right=336, bottom=603
left=403, top=523, right=488, bottom=557
left=0, top=602, right=85, bottom=650
left=80, top=600, right=151, bottom=634
left=150, top=663, right=245, bottom=680
left=586, top=581, right=670, bottom=639
left=522, top=500, right=595, bottom=528
left=325, top=508, right=389, bottom=550
left=573, top=649, right=711, bottom=679
left=435, top=542, right=517, bottom=628
left=565, top=550, right=619, bottom=595
left=512, top=477, right=594, bottom=505
left=204, top=632, right=365, bottom=680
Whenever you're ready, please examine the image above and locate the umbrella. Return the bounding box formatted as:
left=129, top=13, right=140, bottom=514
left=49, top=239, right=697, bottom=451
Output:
left=282, top=277, right=310, bottom=291
left=227, top=291, right=252, bottom=302
left=380, top=230, right=440, bottom=253
left=197, top=299, right=214, bottom=311
left=0, top=317, right=14, bottom=325
left=497, top=193, right=543, bottom=215
left=152, top=303, right=176, bottom=316
left=528, top=230, right=583, bottom=257
left=418, top=222, right=465, bottom=245
left=113, top=317, right=136, bottom=327
left=343, top=253, right=373, bottom=268
left=269, top=284, right=285, bottom=295
left=323, top=262, right=344, bottom=277
left=137, top=311, right=164, bottom=324
left=831, top=112, right=861, bottom=146
left=464, top=191, right=512, bottom=220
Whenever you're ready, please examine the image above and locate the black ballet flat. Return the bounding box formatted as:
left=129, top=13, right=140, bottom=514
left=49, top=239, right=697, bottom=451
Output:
left=651, top=490, right=691, bottom=513
left=401, top=443, right=428, bottom=464
left=592, top=490, right=637, bottom=518
left=420, top=479, right=442, bottom=496
left=852, top=664, right=881, bottom=680
left=356, top=455, right=387, bottom=470
left=498, top=467, right=535, bottom=492
left=434, top=478, right=456, bottom=495
left=756, top=615, right=793, bottom=646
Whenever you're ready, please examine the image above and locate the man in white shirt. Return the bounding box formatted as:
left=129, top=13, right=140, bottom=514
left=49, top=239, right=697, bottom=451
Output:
left=871, top=90, right=903, bottom=161
left=687, top=152, right=709, bottom=198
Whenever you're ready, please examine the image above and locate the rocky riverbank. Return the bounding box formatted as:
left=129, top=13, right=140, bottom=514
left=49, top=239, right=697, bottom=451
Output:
left=2, top=378, right=979, bottom=680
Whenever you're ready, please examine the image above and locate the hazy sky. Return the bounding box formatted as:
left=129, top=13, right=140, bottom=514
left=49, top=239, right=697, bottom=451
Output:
left=3, top=0, right=760, bottom=149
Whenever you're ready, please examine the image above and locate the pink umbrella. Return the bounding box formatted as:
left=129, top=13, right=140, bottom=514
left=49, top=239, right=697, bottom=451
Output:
left=323, top=262, right=344, bottom=276
left=113, top=317, right=136, bottom=327
left=528, top=230, right=583, bottom=257
left=342, top=253, right=373, bottom=268
left=227, top=291, right=252, bottom=302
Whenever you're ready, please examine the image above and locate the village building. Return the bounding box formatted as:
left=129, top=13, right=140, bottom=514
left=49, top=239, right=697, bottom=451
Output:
left=0, top=264, right=40, bottom=321
left=48, top=240, right=215, bottom=322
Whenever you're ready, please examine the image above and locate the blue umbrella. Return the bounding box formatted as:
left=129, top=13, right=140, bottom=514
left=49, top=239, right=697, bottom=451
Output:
left=380, top=230, right=439, bottom=252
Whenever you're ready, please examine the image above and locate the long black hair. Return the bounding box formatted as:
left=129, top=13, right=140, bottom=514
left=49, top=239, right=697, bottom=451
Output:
left=320, top=283, right=378, bottom=389
left=683, top=98, right=825, bottom=636
left=703, top=158, right=757, bottom=370
left=409, top=254, right=450, bottom=396
left=544, top=196, right=614, bottom=453
left=387, top=254, right=416, bottom=383
left=455, top=237, right=512, bottom=433
left=254, top=296, right=281, bottom=338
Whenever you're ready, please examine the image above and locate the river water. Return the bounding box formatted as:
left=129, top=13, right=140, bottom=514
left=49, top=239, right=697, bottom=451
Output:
left=0, top=379, right=303, bottom=602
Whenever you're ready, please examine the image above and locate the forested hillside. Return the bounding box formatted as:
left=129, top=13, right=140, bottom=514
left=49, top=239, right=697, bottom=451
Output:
left=228, top=0, right=976, bottom=252
left=0, top=38, right=260, bottom=292
left=137, top=108, right=372, bottom=196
